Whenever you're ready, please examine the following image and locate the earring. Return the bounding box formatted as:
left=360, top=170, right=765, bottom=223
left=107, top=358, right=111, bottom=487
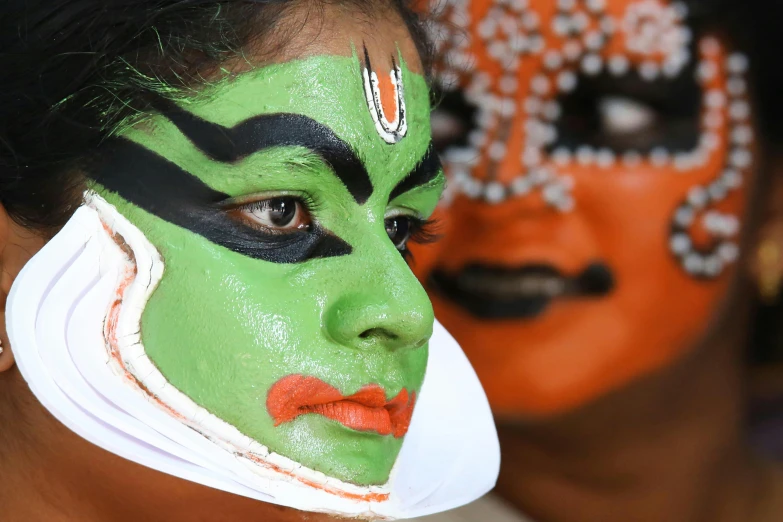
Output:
left=0, top=338, right=4, bottom=356
left=758, top=240, right=782, bottom=303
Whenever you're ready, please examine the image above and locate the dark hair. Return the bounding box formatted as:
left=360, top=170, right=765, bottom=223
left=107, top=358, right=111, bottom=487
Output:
left=693, top=0, right=783, bottom=364
left=741, top=0, right=783, bottom=365
left=0, top=0, right=432, bottom=233
left=686, top=0, right=783, bottom=150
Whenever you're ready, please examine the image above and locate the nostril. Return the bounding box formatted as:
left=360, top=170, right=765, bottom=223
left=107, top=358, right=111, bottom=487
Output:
left=359, top=328, right=399, bottom=341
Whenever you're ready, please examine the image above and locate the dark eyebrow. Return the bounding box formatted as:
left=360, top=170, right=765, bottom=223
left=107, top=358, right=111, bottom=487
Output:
left=90, top=140, right=352, bottom=263
left=388, top=143, right=443, bottom=201
left=157, top=102, right=375, bottom=205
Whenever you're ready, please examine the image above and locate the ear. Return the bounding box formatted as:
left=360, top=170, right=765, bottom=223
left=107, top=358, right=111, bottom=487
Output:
left=0, top=206, right=47, bottom=373
left=748, top=158, right=783, bottom=303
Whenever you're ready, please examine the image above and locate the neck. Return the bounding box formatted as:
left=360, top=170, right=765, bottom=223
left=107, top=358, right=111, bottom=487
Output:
left=495, top=320, right=783, bottom=522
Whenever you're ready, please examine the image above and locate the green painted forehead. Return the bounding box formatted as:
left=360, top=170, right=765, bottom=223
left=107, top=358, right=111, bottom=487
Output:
left=118, top=50, right=435, bottom=200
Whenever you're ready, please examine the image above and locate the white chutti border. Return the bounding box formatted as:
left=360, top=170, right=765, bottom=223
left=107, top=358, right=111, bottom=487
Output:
left=8, top=193, right=499, bottom=519
left=363, top=64, right=408, bottom=144
left=90, top=193, right=387, bottom=502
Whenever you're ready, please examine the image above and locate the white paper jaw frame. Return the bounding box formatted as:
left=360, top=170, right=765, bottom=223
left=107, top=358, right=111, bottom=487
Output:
left=7, top=192, right=499, bottom=519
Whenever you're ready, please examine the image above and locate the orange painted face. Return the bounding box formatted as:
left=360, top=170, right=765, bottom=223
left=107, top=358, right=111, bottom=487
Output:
left=423, top=0, right=755, bottom=416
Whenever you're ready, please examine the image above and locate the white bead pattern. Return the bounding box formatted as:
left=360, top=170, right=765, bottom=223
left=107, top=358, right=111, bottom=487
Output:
left=666, top=45, right=752, bottom=279
left=430, top=0, right=619, bottom=211
left=429, top=1, right=752, bottom=279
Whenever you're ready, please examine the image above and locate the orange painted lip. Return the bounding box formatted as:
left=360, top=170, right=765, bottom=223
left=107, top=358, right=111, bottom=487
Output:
left=267, top=374, right=416, bottom=438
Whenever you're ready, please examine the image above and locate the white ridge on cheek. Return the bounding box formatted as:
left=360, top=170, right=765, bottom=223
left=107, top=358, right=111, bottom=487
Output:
left=650, top=148, right=671, bottom=167
left=544, top=50, right=565, bottom=70
left=584, top=31, right=605, bottom=52
left=639, top=61, right=661, bottom=80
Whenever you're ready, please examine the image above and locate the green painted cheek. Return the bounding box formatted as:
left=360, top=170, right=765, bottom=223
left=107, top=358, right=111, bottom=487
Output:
left=102, top=194, right=431, bottom=485
left=102, top=53, right=438, bottom=486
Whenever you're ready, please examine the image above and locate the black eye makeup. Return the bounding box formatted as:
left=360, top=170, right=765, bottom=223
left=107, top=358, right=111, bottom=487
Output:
left=91, top=99, right=444, bottom=265
left=92, top=140, right=352, bottom=264
left=548, top=57, right=702, bottom=154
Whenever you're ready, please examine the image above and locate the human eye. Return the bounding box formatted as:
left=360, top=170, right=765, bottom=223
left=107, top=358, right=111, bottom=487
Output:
left=228, top=196, right=312, bottom=234
left=597, top=96, right=657, bottom=138
left=384, top=209, right=440, bottom=261
left=551, top=67, right=701, bottom=153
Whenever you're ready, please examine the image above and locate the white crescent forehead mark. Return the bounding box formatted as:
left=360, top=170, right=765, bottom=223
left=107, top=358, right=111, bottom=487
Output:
left=362, top=48, right=408, bottom=144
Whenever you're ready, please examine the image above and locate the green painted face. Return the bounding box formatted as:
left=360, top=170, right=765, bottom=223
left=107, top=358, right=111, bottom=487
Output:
left=92, top=50, right=444, bottom=486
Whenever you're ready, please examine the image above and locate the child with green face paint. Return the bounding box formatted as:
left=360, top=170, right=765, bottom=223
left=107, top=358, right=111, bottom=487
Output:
left=0, top=0, right=498, bottom=520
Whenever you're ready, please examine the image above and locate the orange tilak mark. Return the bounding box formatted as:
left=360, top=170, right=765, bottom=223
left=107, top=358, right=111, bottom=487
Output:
left=378, top=72, right=399, bottom=122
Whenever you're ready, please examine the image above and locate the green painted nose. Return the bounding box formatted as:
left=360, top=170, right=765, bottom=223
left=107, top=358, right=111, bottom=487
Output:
left=324, top=251, right=434, bottom=351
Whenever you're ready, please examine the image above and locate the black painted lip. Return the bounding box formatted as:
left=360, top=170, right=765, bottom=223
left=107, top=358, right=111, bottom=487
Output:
left=428, top=262, right=615, bottom=320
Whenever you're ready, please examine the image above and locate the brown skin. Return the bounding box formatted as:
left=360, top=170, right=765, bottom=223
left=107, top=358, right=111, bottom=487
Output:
left=491, top=164, right=783, bottom=522
left=0, top=4, right=423, bottom=521
left=0, top=366, right=333, bottom=522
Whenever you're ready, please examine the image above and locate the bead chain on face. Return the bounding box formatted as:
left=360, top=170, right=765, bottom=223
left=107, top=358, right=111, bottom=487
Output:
left=429, top=0, right=752, bottom=279
left=668, top=39, right=750, bottom=278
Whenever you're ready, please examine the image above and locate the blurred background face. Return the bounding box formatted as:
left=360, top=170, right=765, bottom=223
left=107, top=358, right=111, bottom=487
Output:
left=422, top=0, right=755, bottom=416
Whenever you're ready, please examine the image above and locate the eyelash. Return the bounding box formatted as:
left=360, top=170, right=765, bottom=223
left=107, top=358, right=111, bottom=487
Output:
left=227, top=196, right=441, bottom=263
left=227, top=194, right=321, bottom=230
left=401, top=218, right=442, bottom=264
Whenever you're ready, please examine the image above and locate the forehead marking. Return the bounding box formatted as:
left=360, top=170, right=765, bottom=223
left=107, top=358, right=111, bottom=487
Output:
left=362, top=46, right=408, bottom=144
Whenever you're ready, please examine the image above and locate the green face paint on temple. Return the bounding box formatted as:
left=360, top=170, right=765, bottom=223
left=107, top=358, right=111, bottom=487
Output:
left=92, top=50, right=444, bottom=486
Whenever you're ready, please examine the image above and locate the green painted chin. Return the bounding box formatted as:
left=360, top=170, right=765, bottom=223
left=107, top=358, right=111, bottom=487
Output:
left=96, top=50, right=442, bottom=486
left=134, top=211, right=428, bottom=484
